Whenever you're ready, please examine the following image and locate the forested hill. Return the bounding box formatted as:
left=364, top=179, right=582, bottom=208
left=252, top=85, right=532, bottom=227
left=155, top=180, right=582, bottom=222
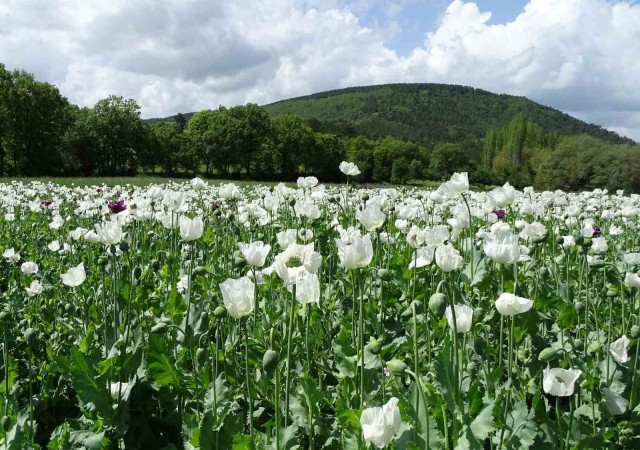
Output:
left=261, top=84, right=634, bottom=145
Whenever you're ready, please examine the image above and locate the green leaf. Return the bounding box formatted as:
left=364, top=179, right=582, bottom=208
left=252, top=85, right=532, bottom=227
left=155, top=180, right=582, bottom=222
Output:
left=0, top=354, right=17, bottom=395
left=337, top=409, right=362, bottom=450
left=503, top=400, right=536, bottom=450
left=270, top=425, right=300, bottom=450
left=147, top=334, right=180, bottom=387
left=231, top=434, right=253, bottom=450
left=198, top=411, right=215, bottom=450
left=470, top=402, right=495, bottom=441
left=332, top=328, right=357, bottom=378
left=69, top=347, right=113, bottom=419
left=203, top=374, right=230, bottom=429
left=69, top=430, right=106, bottom=450
left=434, top=341, right=456, bottom=410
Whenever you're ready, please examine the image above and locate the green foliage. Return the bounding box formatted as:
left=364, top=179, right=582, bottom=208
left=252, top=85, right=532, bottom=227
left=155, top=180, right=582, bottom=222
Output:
left=3, top=66, right=640, bottom=190
left=263, top=84, right=632, bottom=146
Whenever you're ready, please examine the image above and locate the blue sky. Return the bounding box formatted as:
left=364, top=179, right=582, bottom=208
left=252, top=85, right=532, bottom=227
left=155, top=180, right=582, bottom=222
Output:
left=1, top=0, right=639, bottom=139
left=358, top=0, right=530, bottom=55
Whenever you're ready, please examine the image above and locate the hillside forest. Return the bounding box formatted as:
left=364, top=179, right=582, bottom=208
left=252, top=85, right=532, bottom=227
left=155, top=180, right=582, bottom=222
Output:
left=2, top=63, right=640, bottom=191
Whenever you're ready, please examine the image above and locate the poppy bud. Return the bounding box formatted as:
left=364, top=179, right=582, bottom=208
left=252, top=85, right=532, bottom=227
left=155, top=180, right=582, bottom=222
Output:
left=429, top=293, right=448, bottom=319
left=367, top=337, right=381, bottom=355
left=377, top=268, right=392, bottom=281
left=24, top=327, right=37, bottom=347
left=196, top=348, right=207, bottom=366
left=538, top=347, right=558, bottom=362
left=386, top=359, right=407, bottom=376
left=263, top=349, right=278, bottom=373
left=151, top=322, right=168, bottom=334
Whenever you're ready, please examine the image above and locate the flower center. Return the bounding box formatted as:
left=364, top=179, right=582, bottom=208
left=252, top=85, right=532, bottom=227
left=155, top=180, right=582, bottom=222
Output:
left=286, top=256, right=303, bottom=268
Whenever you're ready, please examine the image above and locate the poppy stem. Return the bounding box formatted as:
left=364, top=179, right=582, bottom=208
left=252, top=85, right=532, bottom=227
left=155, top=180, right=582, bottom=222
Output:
left=243, top=318, right=253, bottom=436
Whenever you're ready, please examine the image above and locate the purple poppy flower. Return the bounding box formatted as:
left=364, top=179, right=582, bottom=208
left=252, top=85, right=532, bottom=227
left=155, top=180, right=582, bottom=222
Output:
left=40, top=199, right=53, bottom=207
left=592, top=226, right=601, bottom=237
left=108, top=200, right=127, bottom=214
left=493, top=208, right=506, bottom=219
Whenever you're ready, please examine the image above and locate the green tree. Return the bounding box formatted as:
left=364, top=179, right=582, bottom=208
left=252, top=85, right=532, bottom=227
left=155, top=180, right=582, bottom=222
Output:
left=344, top=136, right=376, bottom=182
left=185, top=108, right=244, bottom=176
left=227, top=104, right=272, bottom=176
left=145, top=122, right=184, bottom=175
left=428, top=143, right=468, bottom=180
left=2, top=69, right=72, bottom=175
left=308, top=133, right=346, bottom=181
left=271, top=114, right=315, bottom=180
left=83, top=95, right=146, bottom=175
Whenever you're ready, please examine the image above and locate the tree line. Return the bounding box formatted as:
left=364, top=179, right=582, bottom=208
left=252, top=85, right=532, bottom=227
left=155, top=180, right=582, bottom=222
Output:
left=0, top=63, right=462, bottom=183
left=478, top=114, right=640, bottom=193
left=2, top=63, right=640, bottom=191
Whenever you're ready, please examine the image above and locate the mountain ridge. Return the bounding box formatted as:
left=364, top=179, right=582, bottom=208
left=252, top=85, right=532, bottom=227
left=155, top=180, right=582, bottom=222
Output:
left=147, top=83, right=635, bottom=145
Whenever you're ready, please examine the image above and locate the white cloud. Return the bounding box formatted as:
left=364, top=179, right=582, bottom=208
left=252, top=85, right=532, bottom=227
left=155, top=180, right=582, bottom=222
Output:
left=1, top=0, right=639, bottom=140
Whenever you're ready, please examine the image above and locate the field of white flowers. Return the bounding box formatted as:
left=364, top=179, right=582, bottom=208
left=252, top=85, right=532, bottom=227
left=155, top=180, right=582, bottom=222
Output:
left=0, top=165, right=639, bottom=449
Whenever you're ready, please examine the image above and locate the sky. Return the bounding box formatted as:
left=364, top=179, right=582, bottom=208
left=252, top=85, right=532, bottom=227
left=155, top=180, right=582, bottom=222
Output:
left=1, top=0, right=639, bottom=141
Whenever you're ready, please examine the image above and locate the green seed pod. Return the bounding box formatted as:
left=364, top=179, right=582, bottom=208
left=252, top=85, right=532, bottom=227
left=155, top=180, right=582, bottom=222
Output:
left=539, top=267, right=549, bottom=277
left=557, top=236, right=565, bottom=246
left=606, top=289, right=617, bottom=298
left=367, top=337, right=381, bottom=355
left=429, top=293, right=449, bottom=319
left=263, top=349, right=278, bottom=373
left=576, top=236, right=585, bottom=246
left=234, top=256, right=247, bottom=269
left=151, top=259, right=160, bottom=272
left=377, top=268, right=392, bottom=281
left=361, top=193, right=370, bottom=201
left=539, top=347, right=558, bottom=362
left=573, top=339, right=584, bottom=350
left=473, top=307, right=484, bottom=323
left=2, top=416, right=10, bottom=432
left=574, top=301, right=584, bottom=312
left=119, top=241, right=130, bottom=252
left=386, top=359, right=407, bottom=376
left=473, top=337, right=487, bottom=355
left=151, top=322, right=168, bottom=334
left=24, top=327, right=37, bottom=347
left=581, top=237, right=592, bottom=248
left=213, top=306, right=226, bottom=317
left=0, top=311, right=8, bottom=322
left=630, top=325, right=640, bottom=339
left=194, top=266, right=207, bottom=276
left=133, top=266, right=142, bottom=280
left=196, top=348, right=207, bottom=366
left=64, top=303, right=75, bottom=314
left=97, top=255, right=109, bottom=267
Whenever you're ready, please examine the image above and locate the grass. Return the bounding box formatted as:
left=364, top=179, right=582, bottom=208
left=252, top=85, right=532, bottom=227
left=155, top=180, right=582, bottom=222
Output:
left=0, top=176, right=286, bottom=188
left=0, top=175, right=496, bottom=191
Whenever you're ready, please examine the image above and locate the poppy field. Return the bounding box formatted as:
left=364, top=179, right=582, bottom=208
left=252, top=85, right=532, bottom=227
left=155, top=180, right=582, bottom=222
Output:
left=1, top=167, right=639, bottom=449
